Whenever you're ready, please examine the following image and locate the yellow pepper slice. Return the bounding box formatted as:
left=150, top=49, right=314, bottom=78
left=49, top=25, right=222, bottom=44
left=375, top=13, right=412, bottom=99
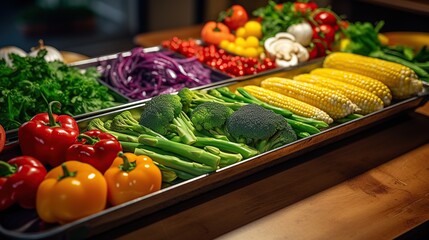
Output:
left=104, top=152, right=162, bottom=206
left=36, top=161, right=107, bottom=224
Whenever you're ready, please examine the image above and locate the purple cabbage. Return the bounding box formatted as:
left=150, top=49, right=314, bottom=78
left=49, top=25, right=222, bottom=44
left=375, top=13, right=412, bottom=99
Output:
left=102, top=48, right=212, bottom=100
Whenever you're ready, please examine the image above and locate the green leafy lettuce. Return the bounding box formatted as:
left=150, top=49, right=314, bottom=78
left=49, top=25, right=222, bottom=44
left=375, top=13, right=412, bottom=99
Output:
left=0, top=50, right=120, bottom=130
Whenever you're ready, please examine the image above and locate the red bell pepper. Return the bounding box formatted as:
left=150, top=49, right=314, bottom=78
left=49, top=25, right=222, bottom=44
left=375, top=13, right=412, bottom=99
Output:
left=66, top=130, right=122, bottom=173
left=0, top=156, right=47, bottom=210
left=18, top=101, right=79, bottom=167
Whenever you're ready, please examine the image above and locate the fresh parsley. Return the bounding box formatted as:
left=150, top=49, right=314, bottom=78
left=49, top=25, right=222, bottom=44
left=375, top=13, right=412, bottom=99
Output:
left=0, top=50, right=121, bottom=130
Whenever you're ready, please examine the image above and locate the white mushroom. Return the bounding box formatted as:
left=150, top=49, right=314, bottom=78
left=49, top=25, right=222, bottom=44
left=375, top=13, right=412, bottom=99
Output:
left=294, top=43, right=310, bottom=62
left=287, top=21, right=313, bottom=46
left=263, top=32, right=309, bottom=68
left=274, top=32, right=296, bottom=41
left=276, top=55, right=298, bottom=67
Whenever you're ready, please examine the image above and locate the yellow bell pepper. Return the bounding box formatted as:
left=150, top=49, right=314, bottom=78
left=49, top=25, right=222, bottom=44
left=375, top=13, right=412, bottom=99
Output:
left=104, top=152, right=162, bottom=206
left=36, top=161, right=107, bottom=224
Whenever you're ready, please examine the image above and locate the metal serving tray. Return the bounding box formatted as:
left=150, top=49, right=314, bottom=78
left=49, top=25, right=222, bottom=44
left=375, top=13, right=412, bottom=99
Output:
left=4, top=45, right=232, bottom=145
left=1, top=60, right=428, bottom=240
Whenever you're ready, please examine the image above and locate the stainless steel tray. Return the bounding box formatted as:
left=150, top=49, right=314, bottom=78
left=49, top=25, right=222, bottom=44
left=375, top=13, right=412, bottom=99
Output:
left=1, top=60, right=428, bottom=240
left=4, top=46, right=232, bottom=145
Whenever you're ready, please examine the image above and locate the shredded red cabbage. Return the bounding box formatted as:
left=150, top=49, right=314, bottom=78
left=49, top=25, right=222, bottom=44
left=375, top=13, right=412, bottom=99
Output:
left=101, top=48, right=212, bottom=100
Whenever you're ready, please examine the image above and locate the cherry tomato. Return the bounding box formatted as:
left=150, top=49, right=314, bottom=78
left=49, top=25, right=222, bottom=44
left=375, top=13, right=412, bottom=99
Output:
left=163, top=37, right=276, bottom=77
left=262, top=58, right=274, bottom=68
left=313, top=11, right=338, bottom=27
left=257, top=63, right=266, bottom=72
left=293, top=1, right=318, bottom=15
left=220, top=5, right=249, bottom=31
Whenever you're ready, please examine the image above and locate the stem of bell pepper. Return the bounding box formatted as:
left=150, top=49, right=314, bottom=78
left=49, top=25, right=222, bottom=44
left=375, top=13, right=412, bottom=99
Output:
left=213, top=22, right=221, bottom=32
left=118, top=152, right=136, bottom=172
left=77, top=134, right=99, bottom=145
left=0, top=161, right=17, bottom=177
left=58, top=163, right=77, bottom=181
left=47, top=101, right=62, bottom=127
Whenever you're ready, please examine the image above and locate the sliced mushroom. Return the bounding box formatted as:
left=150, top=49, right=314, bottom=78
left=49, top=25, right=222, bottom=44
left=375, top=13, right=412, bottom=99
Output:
left=294, top=43, right=310, bottom=62
left=275, top=54, right=298, bottom=67
left=274, top=32, right=296, bottom=42
left=263, top=32, right=309, bottom=67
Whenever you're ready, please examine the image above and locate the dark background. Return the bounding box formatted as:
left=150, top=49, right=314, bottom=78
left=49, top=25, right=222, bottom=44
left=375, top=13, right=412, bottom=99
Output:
left=1, top=0, right=429, bottom=57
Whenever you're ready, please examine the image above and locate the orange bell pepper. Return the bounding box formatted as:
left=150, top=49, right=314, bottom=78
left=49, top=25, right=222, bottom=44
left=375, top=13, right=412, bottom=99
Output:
left=104, top=152, right=162, bottom=206
left=36, top=161, right=107, bottom=224
left=201, top=21, right=235, bottom=46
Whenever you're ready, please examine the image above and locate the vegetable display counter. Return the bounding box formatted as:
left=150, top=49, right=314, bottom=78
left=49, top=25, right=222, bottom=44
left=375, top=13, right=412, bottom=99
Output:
left=2, top=26, right=429, bottom=239
left=1, top=56, right=428, bottom=239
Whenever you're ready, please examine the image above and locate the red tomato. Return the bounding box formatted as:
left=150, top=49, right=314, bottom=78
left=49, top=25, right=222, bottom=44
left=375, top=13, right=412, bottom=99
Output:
left=313, top=24, right=336, bottom=46
left=293, top=1, right=318, bottom=15
left=308, top=40, right=326, bottom=59
left=221, top=5, right=249, bottom=30
left=307, top=45, right=319, bottom=60
left=313, top=11, right=338, bottom=26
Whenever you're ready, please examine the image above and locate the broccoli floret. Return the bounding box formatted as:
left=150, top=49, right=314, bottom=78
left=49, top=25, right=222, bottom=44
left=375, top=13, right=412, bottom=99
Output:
left=139, top=94, right=181, bottom=134
left=111, top=111, right=165, bottom=138
left=226, top=104, right=297, bottom=153
left=139, top=93, right=197, bottom=144
left=139, top=91, right=259, bottom=160
left=177, top=87, right=194, bottom=113
left=259, top=122, right=296, bottom=152
left=212, top=87, right=327, bottom=131
left=87, top=118, right=139, bottom=142
left=191, top=102, right=233, bottom=136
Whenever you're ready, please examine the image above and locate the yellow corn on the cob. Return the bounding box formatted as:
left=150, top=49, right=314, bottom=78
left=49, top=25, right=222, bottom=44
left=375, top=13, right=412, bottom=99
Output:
left=323, top=52, right=423, bottom=99
left=261, top=77, right=359, bottom=120
left=243, top=85, right=333, bottom=124
left=293, top=74, right=384, bottom=115
left=310, top=68, right=392, bottom=106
